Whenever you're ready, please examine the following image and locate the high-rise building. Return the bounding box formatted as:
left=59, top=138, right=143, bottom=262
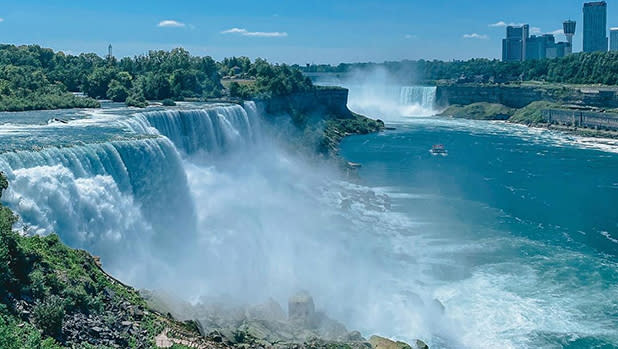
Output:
left=583, top=1, right=608, bottom=52
left=527, top=35, right=554, bottom=60
left=563, top=20, right=577, bottom=54
left=526, top=34, right=569, bottom=60
left=611, top=28, right=618, bottom=51
left=502, top=24, right=529, bottom=62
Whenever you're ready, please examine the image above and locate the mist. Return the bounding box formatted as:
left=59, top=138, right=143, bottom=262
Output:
left=311, top=66, right=438, bottom=120
left=0, top=102, right=462, bottom=347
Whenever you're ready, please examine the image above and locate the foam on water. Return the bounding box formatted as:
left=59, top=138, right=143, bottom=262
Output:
left=0, top=100, right=616, bottom=348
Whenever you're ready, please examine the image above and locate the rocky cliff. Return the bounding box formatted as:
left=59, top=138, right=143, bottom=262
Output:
left=436, top=83, right=618, bottom=109
left=256, top=87, right=384, bottom=156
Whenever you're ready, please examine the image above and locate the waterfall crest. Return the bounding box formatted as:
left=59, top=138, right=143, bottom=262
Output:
left=127, top=102, right=259, bottom=155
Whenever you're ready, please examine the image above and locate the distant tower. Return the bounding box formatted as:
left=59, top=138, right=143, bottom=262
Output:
left=107, top=44, right=113, bottom=59
left=563, top=20, right=577, bottom=54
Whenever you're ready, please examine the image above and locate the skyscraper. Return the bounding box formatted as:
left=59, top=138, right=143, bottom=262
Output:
left=611, top=28, right=618, bottom=51
left=583, top=1, right=608, bottom=52
left=502, top=25, right=529, bottom=62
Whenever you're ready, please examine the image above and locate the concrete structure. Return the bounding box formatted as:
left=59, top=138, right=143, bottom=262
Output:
left=611, top=28, right=618, bottom=51
left=563, top=20, right=577, bottom=54
left=583, top=1, right=608, bottom=52
left=502, top=25, right=529, bottom=62
left=544, top=109, right=618, bottom=131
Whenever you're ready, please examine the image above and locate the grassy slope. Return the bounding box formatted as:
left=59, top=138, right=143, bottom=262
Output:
left=439, top=103, right=514, bottom=120
left=0, top=174, right=203, bottom=348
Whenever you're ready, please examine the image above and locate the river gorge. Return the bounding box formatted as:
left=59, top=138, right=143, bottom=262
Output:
left=0, top=85, right=617, bottom=348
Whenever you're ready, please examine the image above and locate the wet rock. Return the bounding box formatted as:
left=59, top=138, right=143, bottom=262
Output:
left=346, top=330, right=366, bottom=342
left=415, top=339, right=429, bottom=349
left=288, top=291, right=315, bottom=327
left=247, top=298, right=287, bottom=322
left=369, top=335, right=413, bottom=349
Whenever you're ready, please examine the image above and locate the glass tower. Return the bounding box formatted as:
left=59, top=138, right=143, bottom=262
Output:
left=583, top=1, right=608, bottom=52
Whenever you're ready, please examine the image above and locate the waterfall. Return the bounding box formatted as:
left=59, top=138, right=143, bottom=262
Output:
left=0, top=137, right=196, bottom=279
left=399, top=86, right=437, bottom=110
left=346, top=84, right=437, bottom=119
left=0, top=102, right=261, bottom=282
left=127, top=102, right=260, bottom=155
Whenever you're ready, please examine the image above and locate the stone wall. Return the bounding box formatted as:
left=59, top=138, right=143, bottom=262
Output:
left=436, top=84, right=618, bottom=109
left=543, top=109, right=618, bottom=130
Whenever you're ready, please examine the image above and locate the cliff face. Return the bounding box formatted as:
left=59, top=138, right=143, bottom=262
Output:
left=436, top=84, right=618, bottom=109
left=257, top=87, right=351, bottom=118
left=256, top=87, right=384, bottom=156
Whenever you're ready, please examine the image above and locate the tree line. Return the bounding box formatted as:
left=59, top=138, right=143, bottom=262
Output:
left=0, top=44, right=314, bottom=111
left=300, top=51, right=618, bottom=85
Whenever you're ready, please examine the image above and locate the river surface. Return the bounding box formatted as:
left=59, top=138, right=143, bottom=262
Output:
left=0, top=92, right=616, bottom=348
left=340, top=117, right=618, bottom=348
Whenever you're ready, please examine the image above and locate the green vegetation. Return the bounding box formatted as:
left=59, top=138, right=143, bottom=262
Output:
left=161, top=98, right=176, bottom=106
left=510, top=101, right=558, bottom=124
left=302, top=51, right=618, bottom=85
left=440, top=100, right=566, bottom=126
left=0, top=173, right=201, bottom=347
left=439, top=103, right=514, bottom=120
left=0, top=45, right=315, bottom=111
left=224, top=58, right=314, bottom=99
left=320, top=113, right=384, bottom=155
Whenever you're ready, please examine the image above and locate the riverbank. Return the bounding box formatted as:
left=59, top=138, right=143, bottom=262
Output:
left=439, top=99, right=618, bottom=140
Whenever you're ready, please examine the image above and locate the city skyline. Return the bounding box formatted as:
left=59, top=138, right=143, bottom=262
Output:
left=0, top=0, right=617, bottom=64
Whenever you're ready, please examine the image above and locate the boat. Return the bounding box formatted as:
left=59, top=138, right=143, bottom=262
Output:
left=430, top=144, right=448, bottom=156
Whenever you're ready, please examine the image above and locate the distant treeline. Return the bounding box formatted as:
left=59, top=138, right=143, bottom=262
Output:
left=300, top=52, right=618, bottom=85
left=0, top=44, right=313, bottom=111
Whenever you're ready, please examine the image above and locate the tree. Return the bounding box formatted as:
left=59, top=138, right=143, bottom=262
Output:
left=106, top=80, right=129, bottom=102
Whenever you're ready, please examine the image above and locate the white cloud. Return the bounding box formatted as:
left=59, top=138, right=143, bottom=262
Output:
left=404, top=34, right=417, bottom=39
left=463, top=33, right=489, bottom=40
left=221, top=28, right=288, bottom=38
left=0, top=18, right=4, bottom=23
left=157, top=20, right=186, bottom=28
left=530, top=27, right=542, bottom=35
left=549, top=29, right=564, bottom=36
left=489, top=21, right=524, bottom=28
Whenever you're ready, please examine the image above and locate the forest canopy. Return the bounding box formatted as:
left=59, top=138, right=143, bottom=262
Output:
left=0, top=44, right=314, bottom=111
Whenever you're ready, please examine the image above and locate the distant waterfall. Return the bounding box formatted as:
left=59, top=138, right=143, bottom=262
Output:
left=346, top=84, right=437, bottom=119
left=127, top=102, right=259, bottom=155
left=399, top=86, right=437, bottom=110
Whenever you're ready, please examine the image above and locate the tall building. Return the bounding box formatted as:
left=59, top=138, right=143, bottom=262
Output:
left=611, top=28, right=618, bottom=51
left=502, top=24, right=529, bottom=62
left=563, top=20, right=577, bottom=54
left=583, top=1, right=608, bottom=52
left=527, top=35, right=554, bottom=60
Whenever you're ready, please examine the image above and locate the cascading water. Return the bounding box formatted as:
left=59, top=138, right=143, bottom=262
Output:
left=127, top=102, right=260, bottom=156
left=399, top=86, right=437, bottom=111
left=6, top=98, right=611, bottom=348
left=344, top=84, right=437, bottom=119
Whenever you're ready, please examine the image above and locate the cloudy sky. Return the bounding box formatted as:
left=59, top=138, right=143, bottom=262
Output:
left=0, top=0, right=615, bottom=64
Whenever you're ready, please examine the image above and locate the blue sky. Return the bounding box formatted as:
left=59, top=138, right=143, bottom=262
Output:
left=0, top=0, right=616, bottom=64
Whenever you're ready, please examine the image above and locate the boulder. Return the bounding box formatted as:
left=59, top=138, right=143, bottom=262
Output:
left=369, top=335, right=413, bottom=349
left=288, top=291, right=316, bottom=327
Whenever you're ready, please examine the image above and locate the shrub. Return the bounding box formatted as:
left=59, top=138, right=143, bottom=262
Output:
left=161, top=98, right=176, bottom=106
left=33, top=296, right=65, bottom=339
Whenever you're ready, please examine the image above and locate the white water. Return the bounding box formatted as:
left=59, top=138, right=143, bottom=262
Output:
left=6, top=100, right=611, bottom=348
left=344, top=85, right=437, bottom=120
